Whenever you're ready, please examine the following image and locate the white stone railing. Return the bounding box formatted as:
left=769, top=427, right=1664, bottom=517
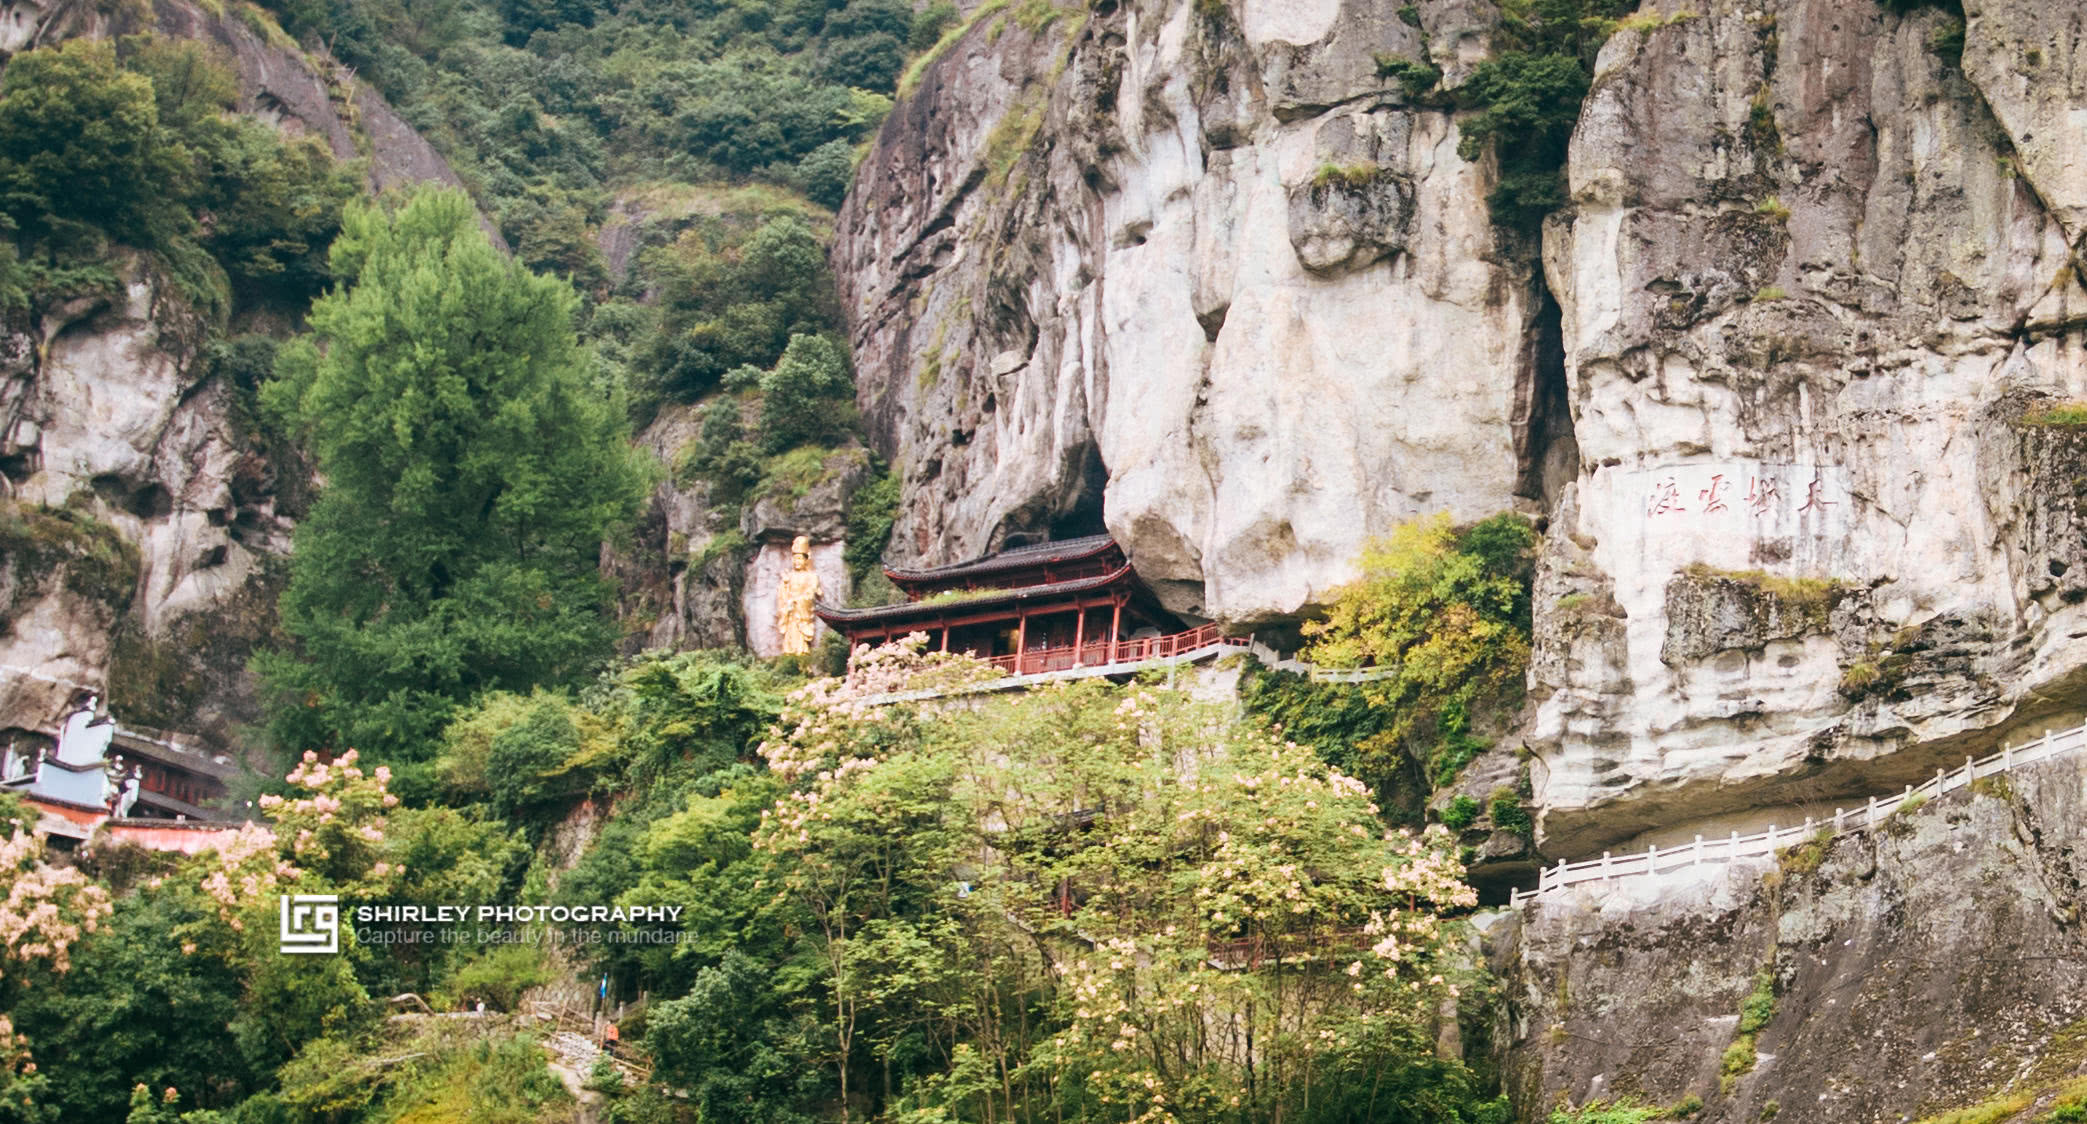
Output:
left=1510, top=721, right=2087, bottom=907
left=853, top=639, right=1251, bottom=707
left=1253, top=645, right=1400, bottom=684
left=854, top=638, right=1398, bottom=707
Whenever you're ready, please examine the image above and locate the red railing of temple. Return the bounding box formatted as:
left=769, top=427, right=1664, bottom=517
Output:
left=979, top=623, right=1246, bottom=677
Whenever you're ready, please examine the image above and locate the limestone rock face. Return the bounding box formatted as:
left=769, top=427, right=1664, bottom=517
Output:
left=0, top=4, right=474, bottom=740
left=834, top=0, right=1571, bottom=624
left=1529, top=0, right=2087, bottom=855
left=843, top=0, right=2087, bottom=866
left=0, top=258, right=294, bottom=738
left=1495, top=752, right=2087, bottom=1122
left=603, top=403, right=747, bottom=655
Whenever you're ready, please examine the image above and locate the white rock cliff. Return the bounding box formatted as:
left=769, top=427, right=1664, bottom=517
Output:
left=839, top=0, right=2087, bottom=859
left=835, top=0, right=1576, bottom=624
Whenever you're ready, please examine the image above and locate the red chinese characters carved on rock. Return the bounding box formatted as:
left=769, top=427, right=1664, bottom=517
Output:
left=1641, top=467, right=1832, bottom=521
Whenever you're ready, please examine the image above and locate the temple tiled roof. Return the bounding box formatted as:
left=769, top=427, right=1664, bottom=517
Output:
left=111, top=727, right=238, bottom=780
left=818, top=563, right=1135, bottom=625
left=882, top=534, right=1118, bottom=585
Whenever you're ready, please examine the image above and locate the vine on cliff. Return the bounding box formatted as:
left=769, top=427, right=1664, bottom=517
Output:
left=1455, top=0, right=1633, bottom=231
left=1290, top=512, right=1538, bottom=792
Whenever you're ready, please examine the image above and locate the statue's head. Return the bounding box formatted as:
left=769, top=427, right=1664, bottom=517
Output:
left=791, top=535, right=812, bottom=568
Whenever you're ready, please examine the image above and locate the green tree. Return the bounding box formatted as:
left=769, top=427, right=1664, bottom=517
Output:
left=642, top=213, right=836, bottom=401
left=183, top=120, right=359, bottom=307
left=647, top=952, right=823, bottom=1124
left=759, top=333, right=856, bottom=453
left=484, top=696, right=592, bottom=815
left=0, top=39, right=189, bottom=251
left=1302, top=512, right=1538, bottom=785
left=9, top=886, right=252, bottom=1120
left=1454, top=0, right=1632, bottom=230
left=740, top=670, right=1494, bottom=1123
left=258, top=188, right=646, bottom=765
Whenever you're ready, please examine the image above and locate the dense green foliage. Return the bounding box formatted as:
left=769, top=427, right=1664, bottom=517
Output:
left=253, top=0, right=914, bottom=209
left=841, top=465, right=899, bottom=589
left=639, top=210, right=840, bottom=404
left=1237, top=663, right=1420, bottom=816
left=0, top=37, right=358, bottom=319
left=579, top=651, right=1508, bottom=1123
left=1296, top=513, right=1538, bottom=789
left=1455, top=0, right=1631, bottom=230
left=257, top=189, right=647, bottom=769
left=22, top=643, right=1498, bottom=1124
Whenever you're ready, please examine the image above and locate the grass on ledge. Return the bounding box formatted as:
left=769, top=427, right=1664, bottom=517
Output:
left=2021, top=400, right=2087, bottom=426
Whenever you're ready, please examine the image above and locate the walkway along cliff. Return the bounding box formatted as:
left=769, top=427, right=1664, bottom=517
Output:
left=835, top=0, right=2087, bottom=910
left=833, top=0, right=2087, bottom=1117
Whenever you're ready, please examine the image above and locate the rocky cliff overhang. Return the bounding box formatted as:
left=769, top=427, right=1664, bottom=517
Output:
left=834, top=0, right=1574, bottom=625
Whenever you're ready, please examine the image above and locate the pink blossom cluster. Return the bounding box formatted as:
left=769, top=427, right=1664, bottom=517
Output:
left=197, top=748, right=404, bottom=925
left=258, top=749, right=397, bottom=867
left=195, top=824, right=296, bottom=927
left=753, top=754, right=882, bottom=850
left=759, top=634, right=1004, bottom=779
left=0, top=830, right=112, bottom=978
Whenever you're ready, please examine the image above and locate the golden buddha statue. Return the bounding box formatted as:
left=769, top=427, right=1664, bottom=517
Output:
left=776, top=535, right=821, bottom=655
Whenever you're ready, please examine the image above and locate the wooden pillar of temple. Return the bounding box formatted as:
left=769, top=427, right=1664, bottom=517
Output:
left=1016, top=611, right=1029, bottom=662
left=1109, top=599, right=1123, bottom=662
left=940, top=626, right=950, bottom=651
left=1072, top=609, right=1086, bottom=666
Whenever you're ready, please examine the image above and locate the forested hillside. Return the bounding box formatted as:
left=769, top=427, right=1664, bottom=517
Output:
left=13, top=0, right=2087, bottom=1120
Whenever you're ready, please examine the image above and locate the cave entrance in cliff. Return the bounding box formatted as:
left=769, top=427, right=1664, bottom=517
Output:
left=1048, top=444, right=1110, bottom=541
left=1515, top=289, right=1579, bottom=511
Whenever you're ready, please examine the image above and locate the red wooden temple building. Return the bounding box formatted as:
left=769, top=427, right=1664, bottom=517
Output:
left=817, top=535, right=1234, bottom=677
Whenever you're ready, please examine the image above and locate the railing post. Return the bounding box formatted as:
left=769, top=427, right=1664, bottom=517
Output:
left=2004, top=743, right=2014, bottom=770
left=1730, top=830, right=1740, bottom=858
left=1694, top=834, right=1704, bottom=864
left=1648, top=843, right=1659, bottom=874
left=1834, top=807, right=1845, bottom=832
left=1965, top=755, right=1975, bottom=786
left=1935, top=767, right=1945, bottom=794
left=1867, top=796, right=1877, bottom=826
left=1601, top=851, right=1612, bottom=882
left=1804, top=816, right=1815, bottom=835
left=1767, top=824, right=1777, bottom=849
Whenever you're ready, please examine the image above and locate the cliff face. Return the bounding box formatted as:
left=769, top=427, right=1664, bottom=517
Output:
left=0, top=0, right=471, bottom=740
left=835, top=0, right=1575, bottom=623
left=840, top=0, right=2087, bottom=860
left=0, top=256, right=292, bottom=741
left=1493, top=749, right=2087, bottom=1121
left=1530, top=0, right=2087, bottom=855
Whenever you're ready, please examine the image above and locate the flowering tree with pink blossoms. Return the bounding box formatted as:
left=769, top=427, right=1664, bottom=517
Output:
left=0, top=829, right=113, bottom=1122
left=193, top=749, right=404, bottom=933
left=0, top=829, right=112, bottom=984
left=749, top=679, right=1495, bottom=1124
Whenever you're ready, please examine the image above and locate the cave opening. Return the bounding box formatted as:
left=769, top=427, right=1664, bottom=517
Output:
left=91, top=474, right=173, bottom=520
left=1515, top=286, right=1579, bottom=511
left=993, top=443, right=1112, bottom=552
left=1049, top=443, right=1110, bottom=541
